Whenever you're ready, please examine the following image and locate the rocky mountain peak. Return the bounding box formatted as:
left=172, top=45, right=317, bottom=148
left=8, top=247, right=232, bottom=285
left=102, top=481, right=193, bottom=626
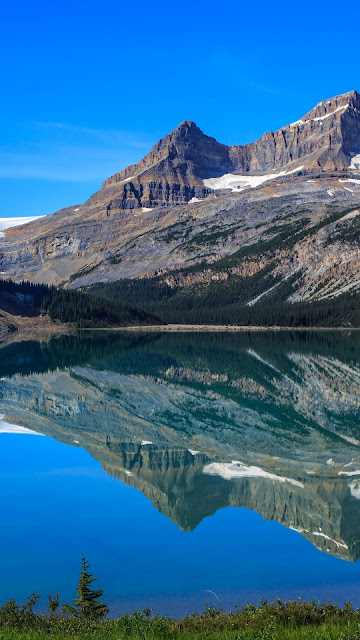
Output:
left=100, top=118, right=232, bottom=208
left=101, top=120, right=209, bottom=190
left=98, top=90, right=360, bottom=209
left=348, top=89, right=360, bottom=106
left=288, top=89, right=360, bottom=127
left=176, top=120, right=199, bottom=131
left=151, top=119, right=219, bottom=157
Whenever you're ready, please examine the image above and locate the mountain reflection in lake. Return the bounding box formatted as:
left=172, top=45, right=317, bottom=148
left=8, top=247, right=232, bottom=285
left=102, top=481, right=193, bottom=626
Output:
left=1, top=330, right=360, bottom=615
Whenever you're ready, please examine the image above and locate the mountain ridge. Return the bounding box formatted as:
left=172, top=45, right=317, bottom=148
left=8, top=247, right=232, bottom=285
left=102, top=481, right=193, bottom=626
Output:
left=100, top=89, right=360, bottom=209
left=1, top=90, right=360, bottom=311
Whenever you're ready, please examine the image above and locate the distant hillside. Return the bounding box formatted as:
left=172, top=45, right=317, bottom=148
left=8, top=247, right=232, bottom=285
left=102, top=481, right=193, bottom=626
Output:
left=87, top=275, right=360, bottom=327
left=0, top=280, right=160, bottom=333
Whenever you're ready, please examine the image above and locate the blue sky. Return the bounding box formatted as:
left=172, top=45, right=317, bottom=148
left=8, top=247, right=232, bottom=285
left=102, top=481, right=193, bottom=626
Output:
left=1, top=0, right=360, bottom=217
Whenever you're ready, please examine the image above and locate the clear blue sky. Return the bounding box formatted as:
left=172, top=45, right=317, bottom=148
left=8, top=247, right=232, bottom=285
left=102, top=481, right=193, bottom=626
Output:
left=1, top=0, right=360, bottom=217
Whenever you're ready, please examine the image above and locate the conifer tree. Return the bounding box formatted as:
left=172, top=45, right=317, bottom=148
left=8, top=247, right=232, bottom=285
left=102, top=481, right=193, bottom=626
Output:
left=63, top=555, right=109, bottom=619
left=48, top=592, right=59, bottom=616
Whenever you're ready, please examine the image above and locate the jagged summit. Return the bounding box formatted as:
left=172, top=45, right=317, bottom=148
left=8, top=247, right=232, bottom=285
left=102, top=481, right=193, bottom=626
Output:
left=99, top=90, right=360, bottom=209
left=176, top=120, right=199, bottom=129
left=2, top=90, right=360, bottom=292
left=102, top=118, right=232, bottom=208
left=314, top=89, right=359, bottom=110
left=290, top=90, right=359, bottom=123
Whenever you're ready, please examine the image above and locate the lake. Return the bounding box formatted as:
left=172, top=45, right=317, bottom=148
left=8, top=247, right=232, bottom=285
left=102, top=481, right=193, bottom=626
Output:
left=1, top=330, right=360, bottom=617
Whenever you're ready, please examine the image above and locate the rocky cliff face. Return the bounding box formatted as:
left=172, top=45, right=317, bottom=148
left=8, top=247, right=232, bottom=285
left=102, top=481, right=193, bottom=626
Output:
left=228, top=90, right=360, bottom=173
left=100, top=91, right=360, bottom=209
left=1, top=91, right=360, bottom=300
left=102, top=120, right=231, bottom=208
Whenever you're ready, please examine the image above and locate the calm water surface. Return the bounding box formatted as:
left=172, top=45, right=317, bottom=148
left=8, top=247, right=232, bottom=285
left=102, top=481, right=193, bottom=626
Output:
left=1, top=330, right=360, bottom=616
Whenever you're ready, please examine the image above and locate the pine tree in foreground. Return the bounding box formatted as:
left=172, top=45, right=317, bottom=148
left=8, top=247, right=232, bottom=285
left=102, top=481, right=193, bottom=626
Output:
left=63, top=555, right=109, bottom=619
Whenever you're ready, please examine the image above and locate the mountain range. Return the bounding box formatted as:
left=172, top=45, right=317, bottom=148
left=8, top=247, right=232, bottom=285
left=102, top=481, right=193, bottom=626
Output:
left=1, top=90, right=360, bottom=317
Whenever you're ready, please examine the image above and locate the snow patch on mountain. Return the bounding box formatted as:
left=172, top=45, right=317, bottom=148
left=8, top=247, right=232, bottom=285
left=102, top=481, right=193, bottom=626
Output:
left=0, top=216, right=42, bottom=238
left=349, top=481, right=360, bottom=500
left=203, top=167, right=303, bottom=193
left=0, top=415, right=43, bottom=435
left=312, top=531, right=348, bottom=549
left=349, top=154, right=360, bottom=170
left=290, top=104, right=349, bottom=128
left=339, top=469, right=360, bottom=476
left=203, top=461, right=304, bottom=487
left=189, top=197, right=204, bottom=203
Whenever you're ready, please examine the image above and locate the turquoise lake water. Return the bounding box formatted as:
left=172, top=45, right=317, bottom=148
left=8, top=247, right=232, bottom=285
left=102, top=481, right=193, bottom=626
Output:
left=1, top=330, right=360, bottom=617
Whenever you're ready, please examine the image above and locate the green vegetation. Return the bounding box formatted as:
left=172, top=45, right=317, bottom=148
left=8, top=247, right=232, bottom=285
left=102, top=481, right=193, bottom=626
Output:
left=155, top=219, right=191, bottom=244
left=1, top=559, right=360, bottom=639
left=3, top=330, right=359, bottom=384
left=44, top=288, right=159, bottom=327
left=107, top=255, right=123, bottom=264
left=326, top=212, right=360, bottom=246
left=0, top=279, right=160, bottom=328
left=87, top=271, right=360, bottom=328
left=167, top=207, right=353, bottom=274
left=1, top=598, right=360, bottom=639
left=69, top=264, right=98, bottom=283
left=87, top=267, right=281, bottom=313
left=191, top=218, right=309, bottom=266
left=63, top=556, right=109, bottom=619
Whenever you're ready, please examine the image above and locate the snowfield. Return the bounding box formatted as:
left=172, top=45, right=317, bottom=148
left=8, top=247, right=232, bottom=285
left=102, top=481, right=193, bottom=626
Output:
left=203, top=461, right=304, bottom=487
left=0, top=216, right=42, bottom=238
left=350, top=154, right=360, bottom=170
left=188, top=197, right=204, bottom=204
left=0, top=415, right=43, bottom=435
left=203, top=166, right=303, bottom=193
left=349, top=481, right=360, bottom=500
left=290, top=104, right=349, bottom=128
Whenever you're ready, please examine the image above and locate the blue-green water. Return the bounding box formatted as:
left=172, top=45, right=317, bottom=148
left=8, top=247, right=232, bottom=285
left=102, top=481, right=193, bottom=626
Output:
left=1, top=330, right=360, bottom=616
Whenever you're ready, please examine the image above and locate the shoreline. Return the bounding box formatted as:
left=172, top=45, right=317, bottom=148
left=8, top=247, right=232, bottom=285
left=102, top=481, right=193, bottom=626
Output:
left=1, top=598, right=360, bottom=639
left=2, top=320, right=359, bottom=342
left=0, top=316, right=72, bottom=346
left=81, top=324, right=360, bottom=332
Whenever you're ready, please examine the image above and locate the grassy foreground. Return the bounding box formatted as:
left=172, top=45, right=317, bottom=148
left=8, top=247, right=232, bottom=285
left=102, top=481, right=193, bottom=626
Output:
left=1, top=600, right=360, bottom=640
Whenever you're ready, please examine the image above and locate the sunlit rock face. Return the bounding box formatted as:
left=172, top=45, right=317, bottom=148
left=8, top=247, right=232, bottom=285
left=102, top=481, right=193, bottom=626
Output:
left=1, top=91, right=360, bottom=297
left=102, top=91, right=360, bottom=206
left=1, top=331, right=360, bottom=560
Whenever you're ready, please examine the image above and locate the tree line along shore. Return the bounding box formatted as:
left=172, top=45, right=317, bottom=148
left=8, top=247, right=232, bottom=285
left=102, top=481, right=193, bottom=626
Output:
left=1, top=278, right=360, bottom=330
